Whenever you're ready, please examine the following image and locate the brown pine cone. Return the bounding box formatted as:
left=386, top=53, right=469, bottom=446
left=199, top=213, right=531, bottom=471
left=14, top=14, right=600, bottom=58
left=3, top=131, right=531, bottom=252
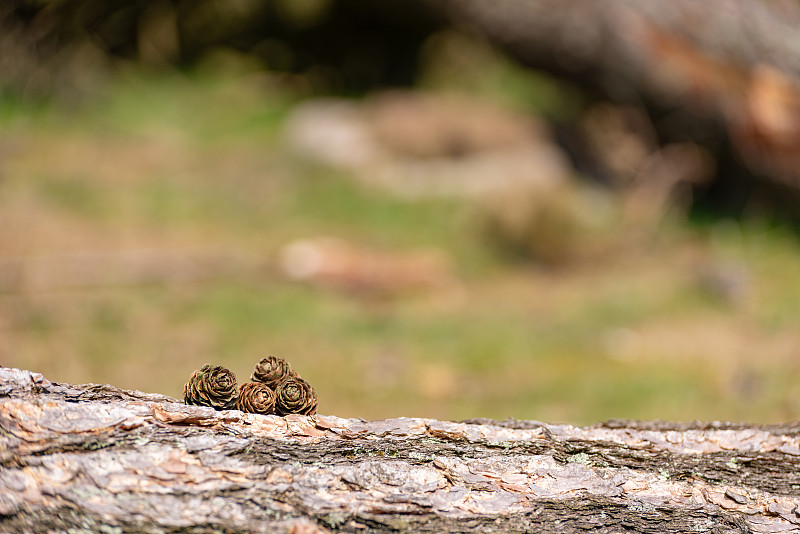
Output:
left=275, top=376, right=318, bottom=416
left=237, top=381, right=277, bottom=415
left=183, top=364, right=238, bottom=410
left=251, top=356, right=297, bottom=389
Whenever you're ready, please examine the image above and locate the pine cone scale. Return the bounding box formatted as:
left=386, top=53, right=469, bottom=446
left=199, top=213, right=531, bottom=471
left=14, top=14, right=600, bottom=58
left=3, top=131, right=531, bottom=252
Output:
left=276, top=376, right=318, bottom=416
left=237, top=381, right=277, bottom=415
left=251, top=356, right=298, bottom=389
left=183, top=364, right=238, bottom=410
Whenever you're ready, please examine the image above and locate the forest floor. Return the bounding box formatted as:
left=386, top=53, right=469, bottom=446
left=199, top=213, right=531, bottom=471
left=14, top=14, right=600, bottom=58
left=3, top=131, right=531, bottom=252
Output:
left=1, top=63, right=800, bottom=425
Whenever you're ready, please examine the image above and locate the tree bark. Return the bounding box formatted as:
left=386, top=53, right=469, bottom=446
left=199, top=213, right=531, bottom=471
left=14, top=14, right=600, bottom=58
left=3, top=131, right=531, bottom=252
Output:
left=2, top=367, right=800, bottom=533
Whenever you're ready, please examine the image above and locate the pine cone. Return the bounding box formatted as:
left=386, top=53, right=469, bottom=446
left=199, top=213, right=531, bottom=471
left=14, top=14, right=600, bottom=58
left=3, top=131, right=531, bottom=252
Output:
left=251, top=356, right=297, bottom=389
left=275, top=376, right=318, bottom=416
left=183, top=364, right=238, bottom=410
left=237, top=381, right=277, bottom=415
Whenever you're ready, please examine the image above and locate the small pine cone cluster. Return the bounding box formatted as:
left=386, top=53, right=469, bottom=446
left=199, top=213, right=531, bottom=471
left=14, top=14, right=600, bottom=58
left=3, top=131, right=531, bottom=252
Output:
left=183, top=356, right=318, bottom=416
left=248, top=356, right=318, bottom=416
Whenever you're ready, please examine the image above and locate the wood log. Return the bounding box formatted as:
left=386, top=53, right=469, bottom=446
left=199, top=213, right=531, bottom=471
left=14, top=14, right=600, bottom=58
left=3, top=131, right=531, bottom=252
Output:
left=2, top=367, right=800, bottom=533
left=424, top=0, right=800, bottom=209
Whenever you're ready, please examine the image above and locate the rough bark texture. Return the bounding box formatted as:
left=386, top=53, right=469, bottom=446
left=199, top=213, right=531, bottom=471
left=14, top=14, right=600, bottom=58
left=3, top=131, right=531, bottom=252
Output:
left=2, top=367, right=800, bottom=533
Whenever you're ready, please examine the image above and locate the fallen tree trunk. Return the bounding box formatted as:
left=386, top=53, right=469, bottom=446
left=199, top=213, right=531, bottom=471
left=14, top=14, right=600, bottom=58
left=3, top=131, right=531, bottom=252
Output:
left=1, top=367, right=800, bottom=533
left=424, top=0, right=800, bottom=210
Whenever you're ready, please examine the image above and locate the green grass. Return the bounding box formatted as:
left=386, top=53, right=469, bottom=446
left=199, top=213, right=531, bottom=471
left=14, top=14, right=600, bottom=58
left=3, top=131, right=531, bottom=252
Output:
left=35, top=176, right=112, bottom=219
left=89, top=67, right=294, bottom=143
left=2, top=67, right=800, bottom=425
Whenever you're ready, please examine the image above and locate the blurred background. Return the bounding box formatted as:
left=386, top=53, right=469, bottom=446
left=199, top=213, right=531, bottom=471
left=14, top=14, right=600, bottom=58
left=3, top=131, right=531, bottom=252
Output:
left=2, top=0, right=800, bottom=424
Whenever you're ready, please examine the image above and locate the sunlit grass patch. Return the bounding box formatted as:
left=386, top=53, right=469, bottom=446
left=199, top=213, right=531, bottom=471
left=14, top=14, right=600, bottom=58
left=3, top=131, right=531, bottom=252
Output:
left=87, top=67, right=295, bottom=143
